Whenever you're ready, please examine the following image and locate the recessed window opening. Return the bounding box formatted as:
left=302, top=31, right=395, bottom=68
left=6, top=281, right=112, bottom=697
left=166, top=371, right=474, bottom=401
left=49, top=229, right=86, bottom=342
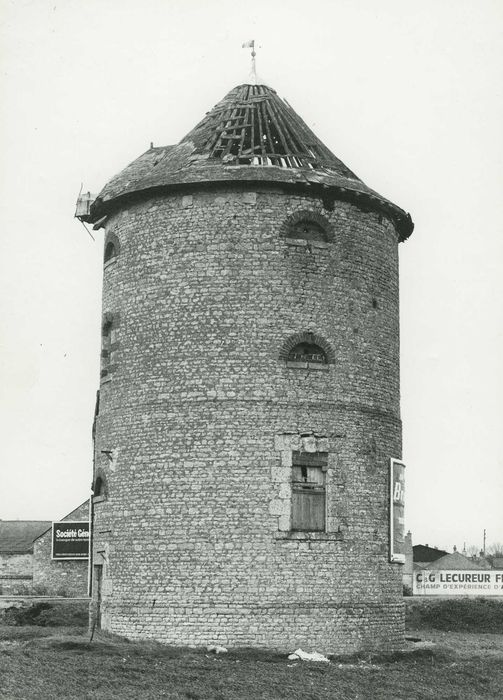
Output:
left=280, top=331, right=334, bottom=368
left=289, top=220, right=327, bottom=242
left=288, top=342, right=327, bottom=364
left=281, top=211, right=332, bottom=244
left=104, top=241, right=116, bottom=263
left=101, top=314, right=118, bottom=380
left=291, top=451, right=327, bottom=531
left=103, top=234, right=120, bottom=265
left=93, top=470, right=108, bottom=501
left=94, top=476, right=105, bottom=497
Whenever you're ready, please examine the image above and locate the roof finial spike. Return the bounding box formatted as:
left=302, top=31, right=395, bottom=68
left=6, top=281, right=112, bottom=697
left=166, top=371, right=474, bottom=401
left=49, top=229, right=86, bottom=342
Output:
left=242, top=39, right=257, bottom=85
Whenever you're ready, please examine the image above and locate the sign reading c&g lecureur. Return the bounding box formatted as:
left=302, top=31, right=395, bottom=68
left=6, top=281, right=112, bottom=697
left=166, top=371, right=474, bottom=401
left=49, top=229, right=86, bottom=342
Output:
left=413, top=570, right=503, bottom=596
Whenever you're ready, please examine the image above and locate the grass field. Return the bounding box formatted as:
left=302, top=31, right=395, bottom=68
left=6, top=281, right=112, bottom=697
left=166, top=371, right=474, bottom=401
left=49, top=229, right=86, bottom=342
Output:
left=0, top=600, right=502, bottom=699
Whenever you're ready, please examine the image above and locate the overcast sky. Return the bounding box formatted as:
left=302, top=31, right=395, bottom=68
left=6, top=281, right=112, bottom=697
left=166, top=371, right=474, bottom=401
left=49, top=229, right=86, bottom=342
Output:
left=0, top=0, right=502, bottom=553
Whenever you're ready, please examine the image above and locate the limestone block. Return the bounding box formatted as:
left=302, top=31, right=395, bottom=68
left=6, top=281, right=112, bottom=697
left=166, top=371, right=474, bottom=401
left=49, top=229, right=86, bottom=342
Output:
left=278, top=514, right=290, bottom=531
left=270, top=466, right=289, bottom=483
left=243, top=192, right=257, bottom=205
left=269, top=499, right=289, bottom=516
left=301, top=436, right=317, bottom=453
left=317, top=438, right=329, bottom=452
left=289, top=434, right=301, bottom=451
left=278, top=483, right=291, bottom=499
left=280, top=450, right=292, bottom=467
left=274, top=435, right=285, bottom=451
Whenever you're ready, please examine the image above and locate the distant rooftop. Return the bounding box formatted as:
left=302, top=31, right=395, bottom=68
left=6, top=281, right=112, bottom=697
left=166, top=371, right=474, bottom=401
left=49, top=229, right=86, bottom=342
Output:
left=428, top=551, right=487, bottom=570
left=413, top=544, right=449, bottom=563
left=0, top=521, right=51, bottom=554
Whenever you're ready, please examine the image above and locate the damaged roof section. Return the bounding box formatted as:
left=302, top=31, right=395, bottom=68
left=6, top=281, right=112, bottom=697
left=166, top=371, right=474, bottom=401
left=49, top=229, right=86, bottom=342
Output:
left=181, top=84, right=359, bottom=173
left=85, top=83, right=413, bottom=240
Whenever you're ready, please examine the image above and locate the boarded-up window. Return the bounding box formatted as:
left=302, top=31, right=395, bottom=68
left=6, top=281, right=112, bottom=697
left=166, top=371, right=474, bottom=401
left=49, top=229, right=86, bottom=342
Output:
left=291, top=451, right=327, bottom=531
left=288, top=342, right=327, bottom=364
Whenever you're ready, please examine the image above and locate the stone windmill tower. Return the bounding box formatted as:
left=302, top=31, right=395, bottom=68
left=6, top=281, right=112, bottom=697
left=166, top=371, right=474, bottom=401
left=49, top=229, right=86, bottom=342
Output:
left=80, top=77, right=413, bottom=653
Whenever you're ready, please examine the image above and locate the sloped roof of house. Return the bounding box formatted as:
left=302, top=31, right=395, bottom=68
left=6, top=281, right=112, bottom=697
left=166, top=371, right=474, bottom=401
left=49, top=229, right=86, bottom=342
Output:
left=0, top=521, right=51, bottom=554
left=32, top=499, right=90, bottom=543
left=413, top=544, right=449, bottom=563
left=428, top=551, right=486, bottom=570
left=85, top=83, right=413, bottom=240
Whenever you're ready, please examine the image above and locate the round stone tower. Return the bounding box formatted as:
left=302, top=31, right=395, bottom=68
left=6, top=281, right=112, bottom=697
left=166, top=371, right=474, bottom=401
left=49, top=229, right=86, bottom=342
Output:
left=85, top=82, right=413, bottom=653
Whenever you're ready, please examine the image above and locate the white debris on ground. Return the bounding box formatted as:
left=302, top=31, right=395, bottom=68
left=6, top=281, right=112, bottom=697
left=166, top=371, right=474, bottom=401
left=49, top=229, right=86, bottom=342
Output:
left=206, top=645, right=228, bottom=654
left=288, top=648, right=330, bottom=663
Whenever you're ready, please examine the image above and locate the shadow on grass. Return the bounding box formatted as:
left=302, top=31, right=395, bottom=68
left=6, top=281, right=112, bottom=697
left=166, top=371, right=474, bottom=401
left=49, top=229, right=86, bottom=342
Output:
left=329, top=646, right=455, bottom=666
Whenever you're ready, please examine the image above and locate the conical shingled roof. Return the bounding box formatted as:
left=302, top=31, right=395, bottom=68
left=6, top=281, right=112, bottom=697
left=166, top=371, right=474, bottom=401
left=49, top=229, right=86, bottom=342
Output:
left=88, top=83, right=413, bottom=239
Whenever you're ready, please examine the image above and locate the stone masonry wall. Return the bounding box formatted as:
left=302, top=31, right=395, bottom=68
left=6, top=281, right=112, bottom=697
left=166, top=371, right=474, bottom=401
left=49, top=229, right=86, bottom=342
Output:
left=32, top=502, right=89, bottom=596
left=92, top=187, right=404, bottom=653
left=0, top=553, right=33, bottom=594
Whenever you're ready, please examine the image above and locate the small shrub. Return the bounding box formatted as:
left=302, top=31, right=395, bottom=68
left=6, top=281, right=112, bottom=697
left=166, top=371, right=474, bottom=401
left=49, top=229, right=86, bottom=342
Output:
left=1, top=601, right=88, bottom=628
left=406, top=598, right=503, bottom=633
left=36, top=603, right=88, bottom=627
left=1, top=603, right=53, bottom=626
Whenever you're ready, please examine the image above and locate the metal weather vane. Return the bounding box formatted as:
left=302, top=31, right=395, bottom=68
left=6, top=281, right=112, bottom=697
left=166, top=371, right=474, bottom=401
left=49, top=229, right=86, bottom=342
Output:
left=242, top=39, right=257, bottom=85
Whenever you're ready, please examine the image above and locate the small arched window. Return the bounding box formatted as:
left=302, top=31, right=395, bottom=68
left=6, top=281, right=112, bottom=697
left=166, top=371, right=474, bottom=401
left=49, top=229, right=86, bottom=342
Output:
left=288, top=342, right=327, bottom=364
left=279, top=332, right=334, bottom=370
left=290, top=220, right=327, bottom=242
left=93, top=471, right=108, bottom=502
left=103, top=234, right=120, bottom=266
left=281, top=210, right=332, bottom=244
left=104, top=241, right=116, bottom=263
left=94, top=476, right=105, bottom=496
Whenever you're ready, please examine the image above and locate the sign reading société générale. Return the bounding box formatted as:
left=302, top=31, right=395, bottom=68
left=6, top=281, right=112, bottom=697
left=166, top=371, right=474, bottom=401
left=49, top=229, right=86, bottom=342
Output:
left=390, top=458, right=406, bottom=563
left=414, top=570, right=503, bottom=596
left=51, top=521, right=89, bottom=560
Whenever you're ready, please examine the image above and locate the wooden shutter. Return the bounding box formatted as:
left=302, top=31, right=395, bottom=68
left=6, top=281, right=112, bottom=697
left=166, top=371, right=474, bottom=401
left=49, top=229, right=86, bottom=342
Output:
left=292, top=464, right=326, bottom=531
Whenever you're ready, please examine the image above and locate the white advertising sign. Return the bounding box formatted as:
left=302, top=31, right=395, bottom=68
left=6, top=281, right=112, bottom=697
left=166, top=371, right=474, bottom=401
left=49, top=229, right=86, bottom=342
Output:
left=413, top=569, right=503, bottom=596
left=390, top=458, right=406, bottom=563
